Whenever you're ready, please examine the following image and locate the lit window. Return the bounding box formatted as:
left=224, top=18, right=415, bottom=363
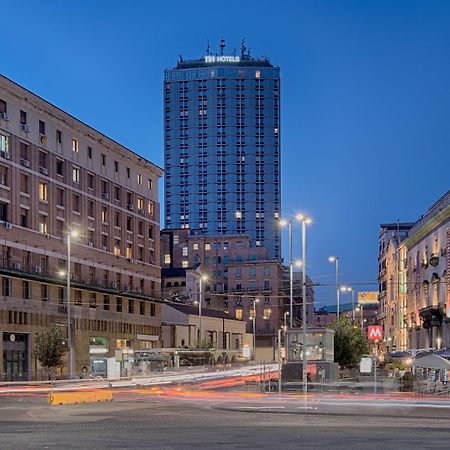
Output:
left=193, top=243, right=199, bottom=250
left=72, top=138, right=78, bottom=152
left=182, top=247, right=188, bottom=256
left=137, top=174, right=142, bottom=184
left=39, top=182, right=48, bottom=201
left=137, top=197, right=144, bottom=210
left=72, top=166, right=80, bottom=183
left=101, top=207, right=107, bottom=222
left=274, top=212, right=279, bottom=219
left=173, top=235, right=179, bottom=244
left=263, top=308, right=272, bottom=319
left=235, top=211, right=242, bottom=219
left=148, top=201, right=154, bottom=215
left=205, top=243, right=211, bottom=251
left=126, top=245, right=132, bottom=258
left=235, top=309, right=243, bottom=320
left=164, top=254, right=171, bottom=264
left=182, top=260, right=188, bottom=268
left=39, top=216, right=48, bottom=234
left=114, top=243, right=121, bottom=256
left=255, top=70, right=260, bottom=78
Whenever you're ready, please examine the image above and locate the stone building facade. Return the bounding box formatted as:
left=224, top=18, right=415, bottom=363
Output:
left=0, top=75, right=163, bottom=380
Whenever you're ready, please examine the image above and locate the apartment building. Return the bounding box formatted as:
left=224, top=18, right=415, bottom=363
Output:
left=0, top=75, right=163, bottom=380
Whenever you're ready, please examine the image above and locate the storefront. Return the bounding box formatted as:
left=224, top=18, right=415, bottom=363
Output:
left=2, top=332, right=29, bottom=381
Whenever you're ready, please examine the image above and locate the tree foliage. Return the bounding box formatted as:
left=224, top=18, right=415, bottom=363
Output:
left=332, top=316, right=369, bottom=367
left=35, top=326, right=67, bottom=369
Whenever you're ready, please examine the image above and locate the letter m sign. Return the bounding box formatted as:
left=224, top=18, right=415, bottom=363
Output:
left=368, top=325, right=383, bottom=341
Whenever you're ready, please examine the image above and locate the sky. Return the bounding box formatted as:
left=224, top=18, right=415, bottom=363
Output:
left=2, top=0, right=450, bottom=305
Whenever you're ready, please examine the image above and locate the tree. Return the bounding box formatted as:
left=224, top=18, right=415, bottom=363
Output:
left=332, top=316, right=369, bottom=367
left=34, top=326, right=67, bottom=377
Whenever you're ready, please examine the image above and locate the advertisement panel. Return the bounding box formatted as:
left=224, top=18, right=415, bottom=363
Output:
left=357, top=291, right=379, bottom=304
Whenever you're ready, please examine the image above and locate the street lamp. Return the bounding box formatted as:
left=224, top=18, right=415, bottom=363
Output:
left=296, top=214, right=311, bottom=395
left=328, top=256, right=340, bottom=319
left=283, top=311, right=289, bottom=333
left=355, top=305, right=364, bottom=331
left=341, top=286, right=355, bottom=321
left=280, top=219, right=293, bottom=329
left=62, top=229, right=79, bottom=379
left=253, top=298, right=260, bottom=361
left=194, top=273, right=208, bottom=346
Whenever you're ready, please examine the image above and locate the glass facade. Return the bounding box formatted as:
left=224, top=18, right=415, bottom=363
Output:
left=164, top=56, right=281, bottom=259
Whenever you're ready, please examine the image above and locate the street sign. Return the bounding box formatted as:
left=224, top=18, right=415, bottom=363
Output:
left=360, top=357, right=372, bottom=373
left=368, top=325, right=383, bottom=341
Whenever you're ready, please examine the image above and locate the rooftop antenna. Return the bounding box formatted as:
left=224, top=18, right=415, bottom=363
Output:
left=205, top=39, right=210, bottom=56
left=219, top=37, right=225, bottom=55
left=241, top=38, right=246, bottom=58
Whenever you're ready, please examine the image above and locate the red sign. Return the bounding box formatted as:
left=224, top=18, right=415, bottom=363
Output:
left=368, top=326, right=383, bottom=341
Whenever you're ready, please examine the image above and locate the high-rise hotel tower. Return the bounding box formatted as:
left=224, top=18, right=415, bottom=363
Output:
left=164, top=40, right=281, bottom=259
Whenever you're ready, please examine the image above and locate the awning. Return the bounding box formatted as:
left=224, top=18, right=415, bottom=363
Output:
left=389, top=351, right=411, bottom=358
left=413, top=353, right=450, bottom=370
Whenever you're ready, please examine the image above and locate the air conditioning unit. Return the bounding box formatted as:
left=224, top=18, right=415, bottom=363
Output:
left=5, top=222, right=12, bottom=230
left=0, top=151, right=9, bottom=159
left=128, top=258, right=136, bottom=264
left=111, top=282, right=118, bottom=289
left=88, top=241, right=94, bottom=247
left=39, top=166, right=48, bottom=175
left=101, top=192, right=109, bottom=200
left=20, top=158, right=30, bottom=168
left=12, top=262, right=21, bottom=270
left=127, top=204, right=134, bottom=211
left=1, top=112, right=9, bottom=121
left=35, top=266, right=42, bottom=274
left=138, top=209, right=145, bottom=215
left=21, top=124, right=30, bottom=132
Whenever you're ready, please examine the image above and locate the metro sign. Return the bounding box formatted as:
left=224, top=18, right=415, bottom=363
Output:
left=368, top=326, right=383, bottom=341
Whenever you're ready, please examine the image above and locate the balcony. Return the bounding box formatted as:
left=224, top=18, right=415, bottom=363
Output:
left=429, top=254, right=439, bottom=267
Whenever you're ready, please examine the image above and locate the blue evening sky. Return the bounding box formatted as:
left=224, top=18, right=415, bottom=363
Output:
left=2, top=0, right=450, bottom=305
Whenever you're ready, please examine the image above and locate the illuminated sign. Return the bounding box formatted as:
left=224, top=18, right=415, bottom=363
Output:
left=357, top=291, right=379, bottom=304
left=368, top=326, right=383, bottom=341
left=204, top=55, right=240, bottom=63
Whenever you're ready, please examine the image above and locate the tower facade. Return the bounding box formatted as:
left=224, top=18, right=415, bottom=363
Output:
left=164, top=41, right=281, bottom=259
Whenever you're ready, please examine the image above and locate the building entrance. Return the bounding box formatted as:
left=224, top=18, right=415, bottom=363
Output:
left=2, top=332, right=28, bottom=381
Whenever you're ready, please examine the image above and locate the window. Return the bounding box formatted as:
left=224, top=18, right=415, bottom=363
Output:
left=148, top=225, right=154, bottom=240
left=137, top=174, right=142, bottom=184
left=140, top=301, right=145, bottom=315
left=182, top=247, right=188, bottom=256
left=2, top=277, right=11, bottom=296
left=41, top=284, right=48, bottom=301
left=115, top=212, right=121, bottom=227
left=205, top=243, right=211, bottom=251
left=116, top=297, right=122, bottom=312
left=0, top=202, right=8, bottom=222
left=73, top=194, right=80, bottom=213
left=126, top=216, right=132, bottom=231
left=263, top=307, right=272, bottom=319
left=137, top=197, right=144, bottom=210
left=126, top=244, right=132, bottom=258
left=0, top=99, right=6, bottom=114
left=39, top=120, right=45, bottom=135
left=249, top=268, right=256, bottom=277
left=164, top=254, right=171, bottom=264
left=138, top=221, right=143, bottom=236
left=39, top=182, right=48, bottom=201
left=128, top=299, right=134, bottom=314
left=87, top=173, right=94, bottom=189
left=20, top=110, right=27, bottom=125
left=87, top=146, right=92, bottom=159
left=114, top=240, right=121, bottom=256
left=182, top=260, right=188, bottom=268
left=0, top=133, right=9, bottom=155
left=57, top=189, right=64, bottom=206
left=88, top=200, right=94, bottom=217
left=0, top=165, right=8, bottom=186
left=72, top=138, right=78, bottom=152
left=20, top=209, right=28, bottom=228
left=101, top=207, right=107, bottom=222
left=264, top=267, right=270, bottom=276
left=103, top=295, right=110, bottom=310
left=56, top=159, right=64, bottom=176
left=148, top=201, right=154, bottom=216
left=114, top=161, right=118, bottom=172
left=89, top=293, right=97, bottom=308
left=75, top=290, right=82, bottom=306
left=148, top=179, right=153, bottom=190
left=22, top=281, right=31, bottom=299
left=56, top=130, right=62, bottom=144
left=150, top=303, right=156, bottom=316
left=101, top=154, right=106, bottom=166
left=235, top=309, right=243, bottom=320
left=127, top=167, right=131, bottom=178
left=39, top=215, right=48, bottom=234
left=114, top=186, right=121, bottom=201
left=72, top=166, right=80, bottom=183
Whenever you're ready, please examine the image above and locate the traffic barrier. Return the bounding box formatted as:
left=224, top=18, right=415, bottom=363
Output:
left=48, top=389, right=113, bottom=406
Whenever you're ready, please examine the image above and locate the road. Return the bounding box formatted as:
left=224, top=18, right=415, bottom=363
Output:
left=1, top=382, right=450, bottom=449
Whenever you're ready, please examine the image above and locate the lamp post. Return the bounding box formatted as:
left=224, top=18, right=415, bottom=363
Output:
left=355, top=305, right=364, bottom=331
left=63, top=229, right=79, bottom=380
left=194, top=274, right=208, bottom=347
left=328, top=256, right=340, bottom=319
left=283, top=311, right=289, bottom=335
left=296, top=214, right=311, bottom=395
left=253, top=298, right=260, bottom=361
left=280, top=219, right=293, bottom=329
left=341, top=286, right=355, bottom=321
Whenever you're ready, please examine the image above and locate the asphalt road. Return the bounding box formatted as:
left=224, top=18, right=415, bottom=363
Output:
left=0, top=394, right=449, bottom=449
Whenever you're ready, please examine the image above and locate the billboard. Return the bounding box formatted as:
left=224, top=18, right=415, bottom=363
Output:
left=357, top=291, right=379, bottom=304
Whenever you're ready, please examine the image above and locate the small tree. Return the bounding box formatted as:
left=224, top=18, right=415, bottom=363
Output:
left=35, top=326, right=67, bottom=379
left=332, top=316, right=369, bottom=367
